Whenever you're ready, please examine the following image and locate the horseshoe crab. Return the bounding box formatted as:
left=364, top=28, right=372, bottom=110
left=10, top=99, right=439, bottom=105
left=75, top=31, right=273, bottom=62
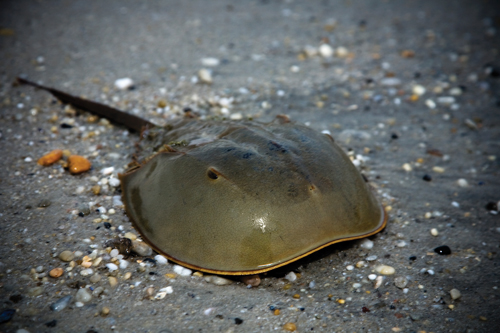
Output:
left=18, top=78, right=387, bottom=275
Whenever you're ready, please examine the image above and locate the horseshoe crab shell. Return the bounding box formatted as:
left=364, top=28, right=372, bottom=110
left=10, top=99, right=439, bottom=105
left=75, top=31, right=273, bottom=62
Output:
left=120, top=117, right=387, bottom=275
left=17, top=78, right=386, bottom=276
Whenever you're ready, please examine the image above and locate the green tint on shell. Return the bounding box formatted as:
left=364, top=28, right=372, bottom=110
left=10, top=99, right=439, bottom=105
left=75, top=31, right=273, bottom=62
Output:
left=120, top=117, right=386, bottom=275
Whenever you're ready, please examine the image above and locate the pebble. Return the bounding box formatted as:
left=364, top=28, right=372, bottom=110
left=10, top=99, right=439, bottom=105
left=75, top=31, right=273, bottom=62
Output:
left=352, top=283, right=362, bottom=289
left=108, top=178, right=120, bottom=187
left=59, top=251, right=74, bottom=262
left=380, top=78, right=402, bottom=86
left=283, top=322, right=297, bottom=331
left=37, top=149, right=63, bottom=166
left=50, top=295, right=72, bottom=312
left=432, top=166, right=445, bottom=173
left=201, top=57, right=220, bottom=67
left=346, top=265, right=354, bottom=271
left=366, top=255, right=378, bottom=261
left=198, top=69, right=213, bottom=84
left=49, top=267, right=63, bottom=278
left=101, top=166, right=114, bottom=175
left=457, top=178, right=469, bottom=187
left=75, top=288, right=92, bottom=303
left=101, top=306, right=110, bottom=316
left=374, top=276, right=384, bottom=289
left=393, top=239, right=407, bottom=248
left=450, top=288, right=461, bottom=300
left=114, top=78, right=134, bottom=90
left=154, top=255, right=168, bottom=265
left=336, top=46, right=349, bottom=58
left=430, top=228, right=439, bottom=236
left=285, top=271, right=297, bottom=281
left=437, top=96, right=455, bottom=105
left=375, top=265, right=395, bottom=275
left=434, top=245, right=452, bottom=255
left=318, top=43, right=334, bottom=58
left=68, top=155, right=91, bottom=174
left=90, top=273, right=101, bottom=283
left=108, top=276, right=118, bottom=287
left=230, top=113, right=242, bottom=120
left=204, top=275, right=233, bottom=286
left=360, top=239, right=374, bottom=250
left=402, top=163, right=412, bottom=172
left=106, top=263, right=118, bottom=272
left=132, top=240, right=153, bottom=256
left=241, top=274, right=261, bottom=287
left=412, top=85, right=426, bottom=96
left=173, top=265, right=192, bottom=276
left=119, top=259, right=129, bottom=269
left=394, top=276, right=408, bottom=289
left=425, top=99, right=436, bottom=109
left=155, top=286, right=174, bottom=300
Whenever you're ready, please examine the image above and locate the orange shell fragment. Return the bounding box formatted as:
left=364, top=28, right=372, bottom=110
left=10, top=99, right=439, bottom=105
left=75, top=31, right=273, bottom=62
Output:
left=37, top=149, right=63, bottom=166
left=68, top=155, right=91, bottom=174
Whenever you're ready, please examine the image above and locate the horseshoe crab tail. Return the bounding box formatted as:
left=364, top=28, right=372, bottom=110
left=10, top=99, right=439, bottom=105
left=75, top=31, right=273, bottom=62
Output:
left=15, top=77, right=154, bottom=133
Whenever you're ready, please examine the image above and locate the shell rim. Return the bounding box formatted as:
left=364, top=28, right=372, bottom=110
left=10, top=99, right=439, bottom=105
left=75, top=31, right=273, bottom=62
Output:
left=119, top=168, right=388, bottom=275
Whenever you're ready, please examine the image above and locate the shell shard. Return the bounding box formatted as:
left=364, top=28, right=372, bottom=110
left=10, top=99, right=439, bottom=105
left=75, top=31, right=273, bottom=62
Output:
left=121, top=118, right=386, bottom=275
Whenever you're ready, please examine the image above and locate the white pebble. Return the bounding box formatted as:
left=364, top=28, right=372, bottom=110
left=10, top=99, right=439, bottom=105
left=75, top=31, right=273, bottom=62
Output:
left=106, top=263, right=118, bottom=271
left=336, top=46, right=349, bottom=58
left=352, top=283, right=362, bottom=289
left=201, top=57, right=220, bottom=67
left=230, top=113, right=242, bottom=120
left=375, top=265, right=395, bottom=275
left=368, top=274, right=377, bottom=281
left=450, top=288, right=461, bottom=300
left=402, top=163, right=412, bottom=172
left=173, top=265, right=192, bottom=276
left=412, top=85, right=426, bottom=96
left=396, top=240, right=407, bottom=248
left=198, top=69, right=213, bottom=84
left=24, top=157, right=33, bottom=162
left=374, top=276, right=384, bottom=289
left=75, top=301, right=84, bottom=308
left=75, top=186, right=85, bottom=194
left=110, top=249, right=119, bottom=258
left=154, top=255, right=168, bottom=265
left=119, top=259, right=129, bottom=269
left=437, top=96, right=455, bottom=105
left=204, top=307, right=216, bottom=315
left=457, top=178, right=468, bottom=187
left=451, top=201, right=460, bottom=208
left=113, top=195, right=123, bottom=206
left=75, top=288, right=92, bottom=303
left=360, top=239, right=374, bottom=250
left=366, top=255, right=378, bottom=261
left=346, top=265, right=354, bottom=271
left=425, top=99, right=436, bottom=109
left=114, top=78, right=134, bottom=90
left=108, top=208, right=116, bottom=215
left=101, top=167, right=114, bottom=175
left=430, top=228, right=439, bottom=236
left=108, top=178, right=120, bottom=187
left=319, top=43, right=334, bottom=58
left=285, top=271, right=297, bottom=282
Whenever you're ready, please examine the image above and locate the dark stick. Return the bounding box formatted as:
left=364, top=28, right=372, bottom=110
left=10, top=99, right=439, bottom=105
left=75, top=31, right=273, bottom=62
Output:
left=16, top=77, right=154, bottom=132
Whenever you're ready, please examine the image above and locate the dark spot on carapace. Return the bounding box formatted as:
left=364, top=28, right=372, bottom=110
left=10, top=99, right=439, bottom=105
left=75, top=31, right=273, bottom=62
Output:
left=207, top=169, right=219, bottom=180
